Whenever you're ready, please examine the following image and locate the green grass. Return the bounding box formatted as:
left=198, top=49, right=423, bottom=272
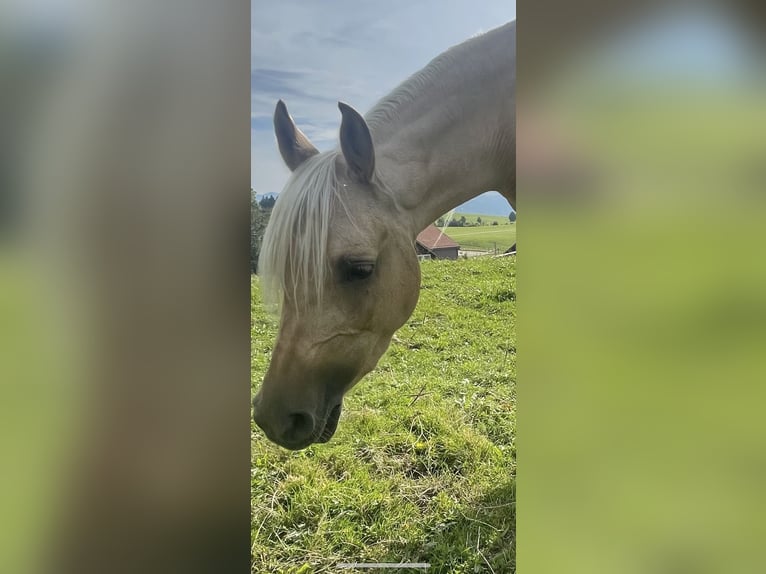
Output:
left=440, top=224, right=516, bottom=253
left=252, top=257, right=516, bottom=573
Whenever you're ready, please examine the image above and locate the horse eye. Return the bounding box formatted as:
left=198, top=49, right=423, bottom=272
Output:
left=344, top=262, right=375, bottom=282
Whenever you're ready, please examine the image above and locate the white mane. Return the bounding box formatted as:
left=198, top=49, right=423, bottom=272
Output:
left=258, top=150, right=343, bottom=311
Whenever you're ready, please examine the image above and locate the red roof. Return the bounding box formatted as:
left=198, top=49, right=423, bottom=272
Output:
left=416, top=224, right=459, bottom=250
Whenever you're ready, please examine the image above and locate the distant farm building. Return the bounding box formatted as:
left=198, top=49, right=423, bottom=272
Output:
left=415, top=224, right=460, bottom=260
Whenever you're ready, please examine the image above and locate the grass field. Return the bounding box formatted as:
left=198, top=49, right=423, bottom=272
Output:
left=252, top=257, right=516, bottom=573
left=440, top=224, right=516, bottom=253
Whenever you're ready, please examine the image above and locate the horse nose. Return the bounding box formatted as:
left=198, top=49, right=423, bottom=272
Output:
left=252, top=397, right=317, bottom=449
left=284, top=411, right=315, bottom=443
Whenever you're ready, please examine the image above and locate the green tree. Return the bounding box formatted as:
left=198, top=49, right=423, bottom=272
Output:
left=251, top=192, right=270, bottom=273
left=460, top=215, right=466, bottom=227
left=259, top=195, right=276, bottom=210
left=477, top=216, right=482, bottom=225
left=508, top=210, right=516, bottom=223
left=436, top=217, right=445, bottom=228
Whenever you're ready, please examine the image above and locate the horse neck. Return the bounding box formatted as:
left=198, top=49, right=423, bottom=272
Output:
left=369, top=23, right=515, bottom=236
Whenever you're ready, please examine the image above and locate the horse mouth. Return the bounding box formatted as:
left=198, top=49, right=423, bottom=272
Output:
left=315, top=403, right=342, bottom=443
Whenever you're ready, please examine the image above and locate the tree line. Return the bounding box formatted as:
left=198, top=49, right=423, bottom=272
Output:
left=435, top=211, right=515, bottom=228
left=251, top=191, right=275, bottom=273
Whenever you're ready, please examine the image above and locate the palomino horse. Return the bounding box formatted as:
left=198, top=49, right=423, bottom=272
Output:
left=253, top=22, right=515, bottom=450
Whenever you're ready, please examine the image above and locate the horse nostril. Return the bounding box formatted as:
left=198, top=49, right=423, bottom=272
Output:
left=284, top=411, right=315, bottom=443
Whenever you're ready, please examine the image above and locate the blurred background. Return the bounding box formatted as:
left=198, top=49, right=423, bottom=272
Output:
left=519, top=1, right=766, bottom=573
left=1, top=1, right=250, bottom=573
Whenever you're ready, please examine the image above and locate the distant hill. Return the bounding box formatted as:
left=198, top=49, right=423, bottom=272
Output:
left=455, top=191, right=513, bottom=217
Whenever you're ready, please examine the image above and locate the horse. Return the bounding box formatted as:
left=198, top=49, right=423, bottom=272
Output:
left=253, top=21, right=515, bottom=450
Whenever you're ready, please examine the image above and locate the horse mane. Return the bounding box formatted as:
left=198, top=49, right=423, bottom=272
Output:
left=258, top=150, right=344, bottom=312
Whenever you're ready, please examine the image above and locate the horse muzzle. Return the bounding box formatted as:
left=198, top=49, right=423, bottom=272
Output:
left=252, top=393, right=343, bottom=450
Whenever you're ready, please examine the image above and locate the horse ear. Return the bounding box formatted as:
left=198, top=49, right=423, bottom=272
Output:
left=274, top=100, right=319, bottom=171
left=338, top=102, right=375, bottom=183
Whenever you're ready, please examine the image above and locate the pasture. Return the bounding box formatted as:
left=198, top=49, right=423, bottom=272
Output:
left=442, top=223, right=516, bottom=253
left=252, top=256, right=516, bottom=573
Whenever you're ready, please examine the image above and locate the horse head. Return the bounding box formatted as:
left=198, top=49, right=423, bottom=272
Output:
left=252, top=100, right=421, bottom=449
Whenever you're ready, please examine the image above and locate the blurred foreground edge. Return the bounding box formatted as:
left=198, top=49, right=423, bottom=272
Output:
left=519, top=2, right=766, bottom=574
left=2, top=2, right=251, bottom=573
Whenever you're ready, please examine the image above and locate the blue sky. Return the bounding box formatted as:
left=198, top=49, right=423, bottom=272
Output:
left=251, top=0, right=516, bottom=193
